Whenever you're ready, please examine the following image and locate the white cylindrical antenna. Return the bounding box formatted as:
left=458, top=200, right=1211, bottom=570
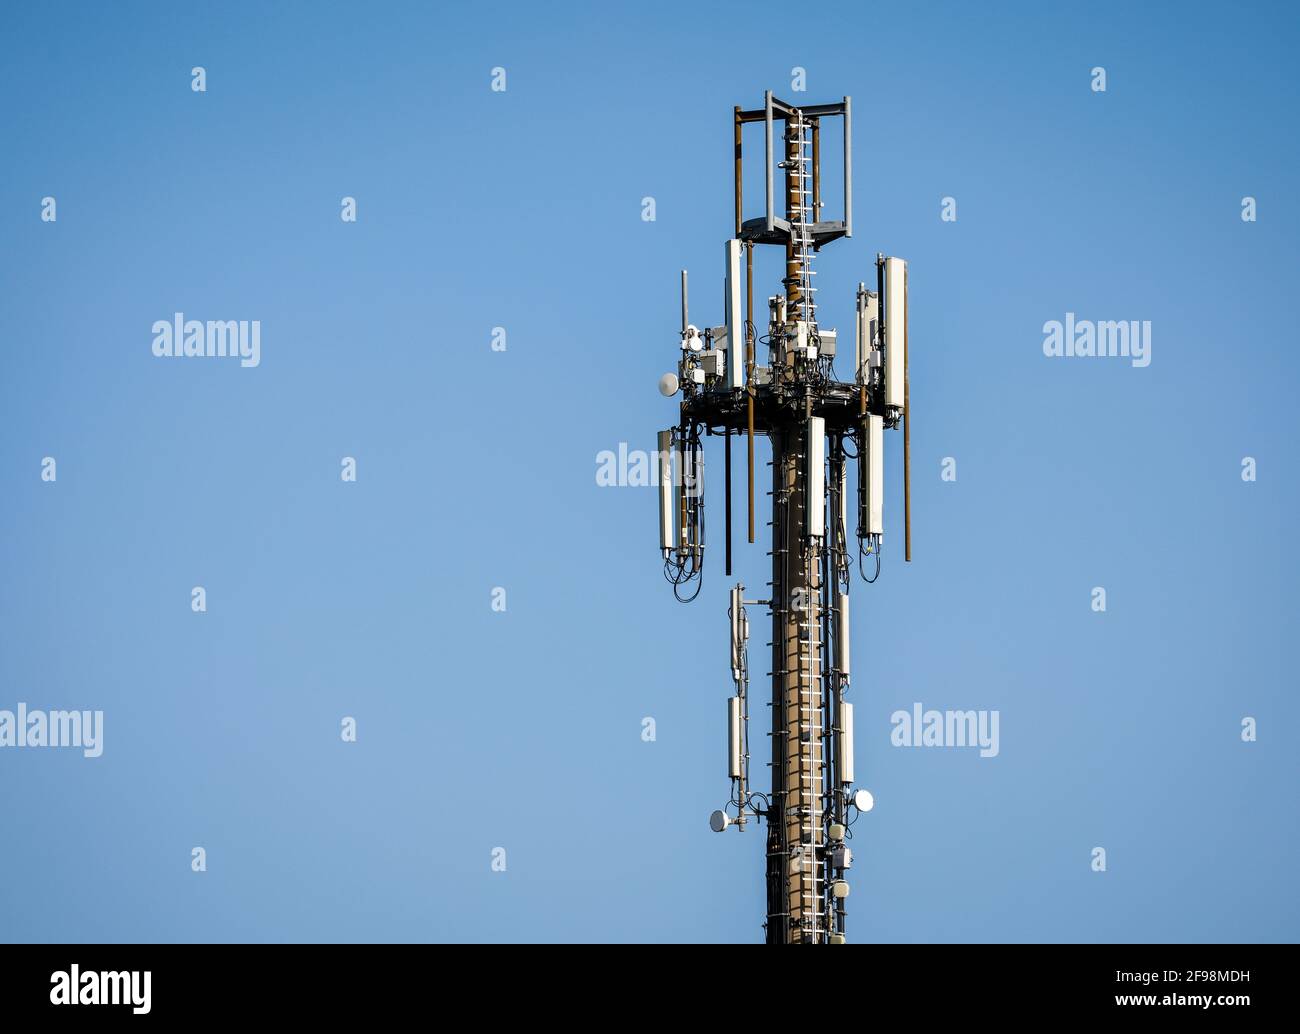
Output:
left=869, top=293, right=880, bottom=384
left=724, top=240, right=745, bottom=390
left=806, top=416, right=825, bottom=540
left=839, top=460, right=848, bottom=542
left=728, top=696, right=742, bottom=779
left=854, top=283, right=863, bottom=382
left=681, top=269, right=688, bottom=333
left=859, top=413, right=884, bottom=538
left=839, top=699, right=855, bottom=785
left=883, top=257, right=907, bottom=411
left=657, top=429, right=674, bottom=556
left=729, top=584, right=742, bottom=678
left=835, top=593, right=850, bottom=676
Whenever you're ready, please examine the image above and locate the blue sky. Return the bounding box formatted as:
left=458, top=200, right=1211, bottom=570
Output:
left=1, top=0, right=1297, bottom=942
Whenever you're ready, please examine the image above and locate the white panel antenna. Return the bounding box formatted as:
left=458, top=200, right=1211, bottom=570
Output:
left=883, top=257, right=907, bottom=412
left=724, top=240, right=745, bottom=390
left=806, top=416, right=825, bottom=540
left=657, top=430, right=674, bottom=556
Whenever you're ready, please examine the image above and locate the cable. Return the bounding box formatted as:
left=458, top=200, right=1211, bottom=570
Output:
left=670, top=566, right=703, bottom=603
left=858, top=539, right=881, bottom=584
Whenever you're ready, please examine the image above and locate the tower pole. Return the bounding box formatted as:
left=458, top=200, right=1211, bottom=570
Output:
left=658, top=93, right=908, bottom=945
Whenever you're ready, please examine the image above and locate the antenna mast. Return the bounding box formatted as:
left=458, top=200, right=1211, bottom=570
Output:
left=656, top=92, right=912, bottom=944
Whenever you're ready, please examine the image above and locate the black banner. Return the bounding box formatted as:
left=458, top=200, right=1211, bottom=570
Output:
left=0, top=943, right=1280, bottom=1021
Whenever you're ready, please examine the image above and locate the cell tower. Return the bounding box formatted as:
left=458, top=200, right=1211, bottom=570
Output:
left=655, top=92, right=911, bottom=944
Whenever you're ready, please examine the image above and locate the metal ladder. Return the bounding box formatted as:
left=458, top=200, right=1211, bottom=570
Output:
left=793, top=549, right=823, bottom=943
left=790, top=116, right=818, bottom=327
